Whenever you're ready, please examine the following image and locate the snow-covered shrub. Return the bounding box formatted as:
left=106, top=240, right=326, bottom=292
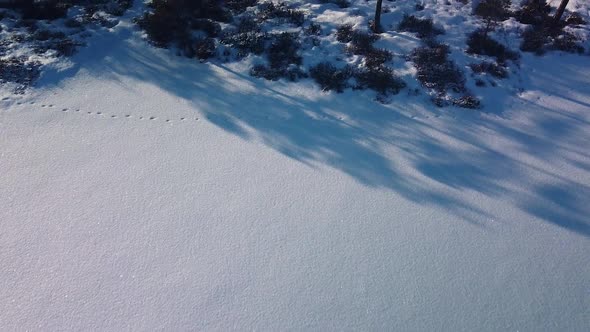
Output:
left=309, top=62, right=353, bottom=92
left=251, top=33, right=306, bottom=81
left=520, top=26, right=584, bottom=55
left=520, top=27, right=546, bottom=54
left=411, top=44, right=466, bottom=94
left=364, top=48, right=392, bottom=68
left=64, top=18, right=84, bottom=28
left=343, top=30, right=392, bottom=67
left=20, top=0, right=68, bottom=21
left=137, top=4, right=187, bottom=47
left=33, top=29, right=66, bottom=41
left=453, top=95, right=481, bottom=109
left=225, top=0, right=258, bottom=14
left=336, top=24, right=354, bottom=43
left=514, top=0, right=550, bottom=26
left=191, top=37, right=216, bottom=59
left=354, top=66, right=406, bottom=96
left=0, top=57, right=40, bottom=92
left=564, top=13, right=586, bottom=26
left=305, top=22, right=322, bottom=36
left=221, top=31, right=268, bottom=56
left=138, top=0, right=230, bottom=49
left=467, top=30, right=519, bottom=63
left=470, top=61, right=508, bottom=78
left=250, top=64, right=307, bottom=81
left=51, top=38, right=80, bottom=56
left=191, top=19, right=222, bottom=38
left=83, top=0, right=133, bottom=17
left=347, top=30, right=379, bottom=55
left=474, top=0, right=511, bottom=30
left=268, top=32, right=302, bottom=69
left=397, top=15, right=444, bottom=39
left=320, top=0, right=350, bottom=9
left=257, top=2, right=304, bottom=26
left=551, top=32, right=585, bottom=54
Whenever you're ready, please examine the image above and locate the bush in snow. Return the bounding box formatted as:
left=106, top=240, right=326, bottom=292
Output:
left=0, top=57, right=40, bottom=93
left=514, top=0, right=551, bottom=26
left=221, top=31, right=268, bottom=57
left=551, top=32, right=585, bottom=54
left=353, top=66, right=406, bottom=97
left=343, top=30, right=392, bottom=68
left=250, top=64, right=307, bottom=81
left=452, top=95, right=481, bottom=109
left=411, top=43, right=466, bottom=94
left=336, top=24, right=354, bottom=43
left=305, top=22, right=322, bottom=36
left=309, top=62, right=353, bottom=92
left=363, top=48, right=393, bottom=68
left=51, top=37, right=80, bottom=56
left=466, top=30, right=519, bottom=63
left=564, top=13, right=586, bottom=27
left=191, top=19, right=222, bottom=38
left=137, top=0, right=234, bottom=61
left=474, top=0, right=511, bottom=33
left=520, top=26, right=584, bottom=55
left=320, top=0, right=351, bottom=9
left=397, top=15, right=444, bottom=39
left=83, top=0, right=133, bottom=17
left=137, top=3, right=187, bottom=47
left=251, top=33, right=306, bottom=82
left=520, top=27, right=547, bottom=54
left=347, top=30, right=379, bottom=55
left=183, top=37, right=216, bottom=60
left=267, top=32, right=302, bottom=69
left=470, top=61, right=508, bottom=78
left=225, top=0, right=258, bottom=14
left=19, top=0, right=68, bottom=21
left=256, top=2, right=304, bottom=26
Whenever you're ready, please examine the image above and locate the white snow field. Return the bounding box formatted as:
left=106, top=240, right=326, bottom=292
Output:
left=1, top=5, right=590, bottom=332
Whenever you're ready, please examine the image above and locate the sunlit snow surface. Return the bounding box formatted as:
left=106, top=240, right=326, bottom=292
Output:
left=1, top=1, right=589, bottom=330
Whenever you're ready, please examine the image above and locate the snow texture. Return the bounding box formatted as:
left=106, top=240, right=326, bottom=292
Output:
left=1, top=1, right=589, bottom=330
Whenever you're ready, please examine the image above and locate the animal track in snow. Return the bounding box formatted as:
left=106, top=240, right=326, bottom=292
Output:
left=27, top=100, right=199, bottom=125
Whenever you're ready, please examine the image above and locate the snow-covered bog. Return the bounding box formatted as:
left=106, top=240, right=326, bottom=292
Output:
left=1, top=0, right=589, bottom=330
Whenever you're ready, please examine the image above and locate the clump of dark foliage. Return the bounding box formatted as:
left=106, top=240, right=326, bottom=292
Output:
left=3, top=0, right=132, bottom=20
left=225, top=0, right=257, bottom=14
left=137, top=0, right=230, bottom=56
left=0, top=1, right=132, bottom=89
left=452, top=95, right=481, bottom=109
left=336, top=24, right=354, bottom=43
left=353, top=66, right=406, bottom=96
left=398, top=15, right=444, bottom=39
left=0, top=57, right=40, bottom=93
left=411, top=44, right=465, bottom=94
left=515, top=0, right=586, bottom=54
left=250, top=33, right=306, bottom=81
left=309, top=62, right=353, bottom=92
left=320, top=0, right=350, bottom=9
left=514, top=0, right=550, bottom=26
left=470, top=61, right=508, bottom=78
left=256, top=2, right=304, bottom=26
left=411, top=43, right=479, bottom=108
left=474, top=0, right=511, bottom=32
left=466, top=30, right=519, bottom=63
left=332, top=27, right=405, bottom=99
left=346, top=31, right=392, bottom=68
left=221, top=27, right=268, bottom=57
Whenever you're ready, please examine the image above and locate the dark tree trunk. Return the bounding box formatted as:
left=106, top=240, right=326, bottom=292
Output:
left=553, top=0, right=569, bottom=25
left=373, top=0, right=383, bottom=33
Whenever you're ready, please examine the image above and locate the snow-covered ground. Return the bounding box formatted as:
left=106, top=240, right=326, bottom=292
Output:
left=1, top=2, right=590, bottom=330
